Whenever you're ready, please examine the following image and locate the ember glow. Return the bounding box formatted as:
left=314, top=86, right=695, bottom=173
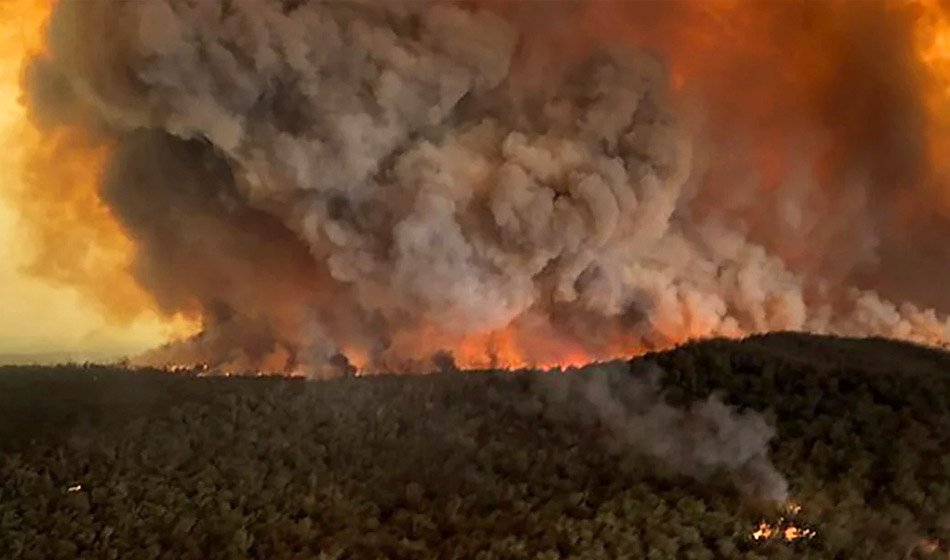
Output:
left=751, top=501, right=816, bottom=543
left=751, top=521, right=817, bottom=543
left=8, top=1, right=950, bottom=374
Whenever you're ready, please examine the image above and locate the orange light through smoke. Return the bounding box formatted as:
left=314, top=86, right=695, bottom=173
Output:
left=913, top=0, right=950, bottom=213
left=11, top=0, right=950, bottom=372
left=0, top=0, right=198, bottom=361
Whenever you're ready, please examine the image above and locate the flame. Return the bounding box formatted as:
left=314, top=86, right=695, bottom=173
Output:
left=750, top=522, right=816, bottom=542
left=445, top=325, right=616, bottom=371
left=750, top=521, right=816, bottom=542
left=12, top=0, right=950, bottom=372
left=751, top=501, right=816, bottom=542
left=375, top=320, right=656, bottom=373
left=0, top=0, right=198, bottom=361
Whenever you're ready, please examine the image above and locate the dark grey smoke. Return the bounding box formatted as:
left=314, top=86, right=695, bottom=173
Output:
left=24, top=0, right=950, bottom=376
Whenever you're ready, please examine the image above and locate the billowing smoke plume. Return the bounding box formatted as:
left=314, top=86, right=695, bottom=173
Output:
left=21, top=0, right=950, bottom=373
left=537, top=362, right=788, bottom=502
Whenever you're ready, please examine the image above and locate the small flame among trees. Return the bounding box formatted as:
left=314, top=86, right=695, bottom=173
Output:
left=751, top=502, right=817, bottom=542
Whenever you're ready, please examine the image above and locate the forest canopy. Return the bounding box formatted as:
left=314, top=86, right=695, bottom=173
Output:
left=2, top=332, right=950, bottom=559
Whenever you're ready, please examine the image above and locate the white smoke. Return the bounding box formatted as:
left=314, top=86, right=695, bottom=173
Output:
left=30, top=0, right=950, bottom=373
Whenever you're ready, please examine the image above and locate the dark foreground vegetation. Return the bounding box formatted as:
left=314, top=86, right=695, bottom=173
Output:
left=3, top=332, right=950, bottom=559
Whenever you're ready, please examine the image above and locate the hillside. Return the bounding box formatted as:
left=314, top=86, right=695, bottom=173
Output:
left=2, top=333, right=950, bottom=559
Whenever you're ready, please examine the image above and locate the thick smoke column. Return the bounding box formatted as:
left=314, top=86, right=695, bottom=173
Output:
left=22, top=0, right=950, bottom=373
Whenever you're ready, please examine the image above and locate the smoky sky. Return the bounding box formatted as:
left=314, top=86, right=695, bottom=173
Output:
left=19, top=0, right=950, bottom=374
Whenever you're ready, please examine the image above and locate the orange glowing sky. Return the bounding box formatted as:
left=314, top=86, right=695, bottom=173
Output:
left=0, top=0, right=195, bottom=363
left=4, top=0, right=950, bottom=367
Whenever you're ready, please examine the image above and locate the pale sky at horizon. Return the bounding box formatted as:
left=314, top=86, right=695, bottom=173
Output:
left=0, top=197, right=179, bottom=362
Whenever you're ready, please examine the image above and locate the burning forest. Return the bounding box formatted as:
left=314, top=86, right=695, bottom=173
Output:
left=5, top=0, right=950, bottom=374
left=8, top=2, right=950, bottom=558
